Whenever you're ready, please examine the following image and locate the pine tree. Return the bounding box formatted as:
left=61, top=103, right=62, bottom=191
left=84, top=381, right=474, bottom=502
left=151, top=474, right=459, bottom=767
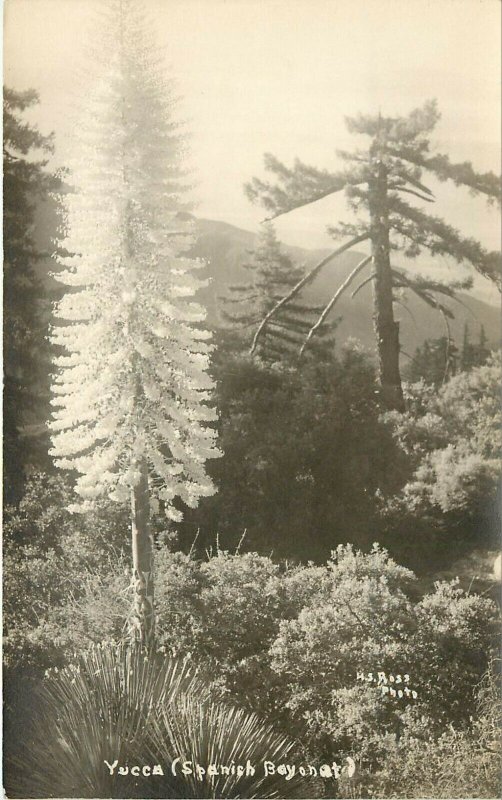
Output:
left=461, top=322, right=491, bottom=371
left=49, top=0, right=221, bottom=644
left=245, top=101, right=501, bottom=410
left=403, top=336, right=458, bottom=385
left=3, top=88, right=59, bottom=502
left=220, top=222, right=334, bottom=360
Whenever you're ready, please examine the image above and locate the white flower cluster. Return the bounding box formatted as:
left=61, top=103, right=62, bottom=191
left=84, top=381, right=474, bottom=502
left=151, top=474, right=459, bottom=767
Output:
left=50, top=0, right=221, bottom=517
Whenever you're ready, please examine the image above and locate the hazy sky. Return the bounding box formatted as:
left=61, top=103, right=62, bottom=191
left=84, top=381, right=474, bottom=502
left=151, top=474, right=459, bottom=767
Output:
left=3, top=0, right=501, bottom=300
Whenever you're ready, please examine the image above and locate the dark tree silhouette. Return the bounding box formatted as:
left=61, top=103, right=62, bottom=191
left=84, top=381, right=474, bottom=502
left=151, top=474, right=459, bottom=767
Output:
left=3, top=87, right=59, bottom=502
left=220, top=222, right=335, bottom=361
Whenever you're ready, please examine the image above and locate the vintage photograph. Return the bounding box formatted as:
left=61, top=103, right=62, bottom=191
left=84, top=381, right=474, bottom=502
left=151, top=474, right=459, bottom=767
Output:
left=2, top=0, right=501, bottom=797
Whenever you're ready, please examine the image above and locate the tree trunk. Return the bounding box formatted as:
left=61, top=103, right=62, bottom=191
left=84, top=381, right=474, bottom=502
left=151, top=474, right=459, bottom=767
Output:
left=130, top=458, right=155, bottom=644
left=369, top=163, right=405, bottom=412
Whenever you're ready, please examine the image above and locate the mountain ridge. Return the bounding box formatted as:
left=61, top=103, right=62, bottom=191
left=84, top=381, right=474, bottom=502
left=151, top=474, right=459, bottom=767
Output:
left=32, top=201, right=500, bottom=358
left=187, top=216, right=501, bottom=356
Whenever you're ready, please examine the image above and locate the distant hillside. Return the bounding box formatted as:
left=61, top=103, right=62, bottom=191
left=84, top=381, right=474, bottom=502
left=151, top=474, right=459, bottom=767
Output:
left=32, top=202, right=500, bottom=360
left=187, top=216, right=501, bottom=358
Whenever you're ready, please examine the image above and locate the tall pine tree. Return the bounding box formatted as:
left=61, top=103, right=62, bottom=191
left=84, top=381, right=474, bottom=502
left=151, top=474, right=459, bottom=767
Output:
left=50, top=0, right=221, bottom=643
left=245, top=101, right=501, bottom=410
left=220, top=222, right=334, bottom=360
left=461, top=322, right=491, bottom=371
left=3, top=88, right=59, bottom=502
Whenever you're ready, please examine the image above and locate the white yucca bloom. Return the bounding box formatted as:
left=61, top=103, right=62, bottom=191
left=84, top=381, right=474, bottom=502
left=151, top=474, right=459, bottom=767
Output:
left=49, top=0, right=221, bottom=521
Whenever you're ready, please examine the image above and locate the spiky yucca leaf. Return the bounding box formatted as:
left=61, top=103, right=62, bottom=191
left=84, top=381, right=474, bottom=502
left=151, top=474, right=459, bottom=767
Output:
left=7, top=642, right=317, bottom=799
left=146, top=694, right=319, bottom=798
left=7, top=641, right=210, bottom=798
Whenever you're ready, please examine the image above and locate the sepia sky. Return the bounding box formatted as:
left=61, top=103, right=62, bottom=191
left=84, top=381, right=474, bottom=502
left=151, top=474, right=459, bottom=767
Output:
left=3, top=0, right=501, bottom=300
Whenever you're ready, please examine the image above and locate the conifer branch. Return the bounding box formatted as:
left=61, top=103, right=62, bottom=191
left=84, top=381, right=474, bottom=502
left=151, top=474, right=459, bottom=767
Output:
left=389, top=197, right=502, bottom=288
left=336, top=148, right=370, bottom=164
left=444, top=292, right=480, bottom=321
left=328, top=221, right=367, bottom=240
left=223, top=318, right=263, bottom=330
left=393, top=185, right=435, bottom=203
left=299, top=256, right=372, bottom=356
left=391, top=270, right=455, bottom=317
left=388, top=147, right=501, bottom=204
left=392, top=270, right=472, bottom=297
left=249, top=233, right=369, bottom=354
left=245, top=153, right=365, bottom=221
left=267, top=327, right=304, bottom=346
left=351, top=273, right=375, bottom=298
left=346, top=100, right=440, bottom=143
left=392, top=170, right=435, bottom=198
left=262, top=187, right=350, bottom=222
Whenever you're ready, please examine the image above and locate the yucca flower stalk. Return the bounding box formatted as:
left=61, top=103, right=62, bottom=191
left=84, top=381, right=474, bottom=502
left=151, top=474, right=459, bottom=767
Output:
left=49, top=0, right=221, bottom=643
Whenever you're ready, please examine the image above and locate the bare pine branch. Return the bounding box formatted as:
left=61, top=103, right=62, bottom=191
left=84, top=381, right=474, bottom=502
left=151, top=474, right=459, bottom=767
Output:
left=351, top=273, right=375, bottom=299
left=249, top=233, right=369, bottom=354
left=299, top=255, right=372, bottom=356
